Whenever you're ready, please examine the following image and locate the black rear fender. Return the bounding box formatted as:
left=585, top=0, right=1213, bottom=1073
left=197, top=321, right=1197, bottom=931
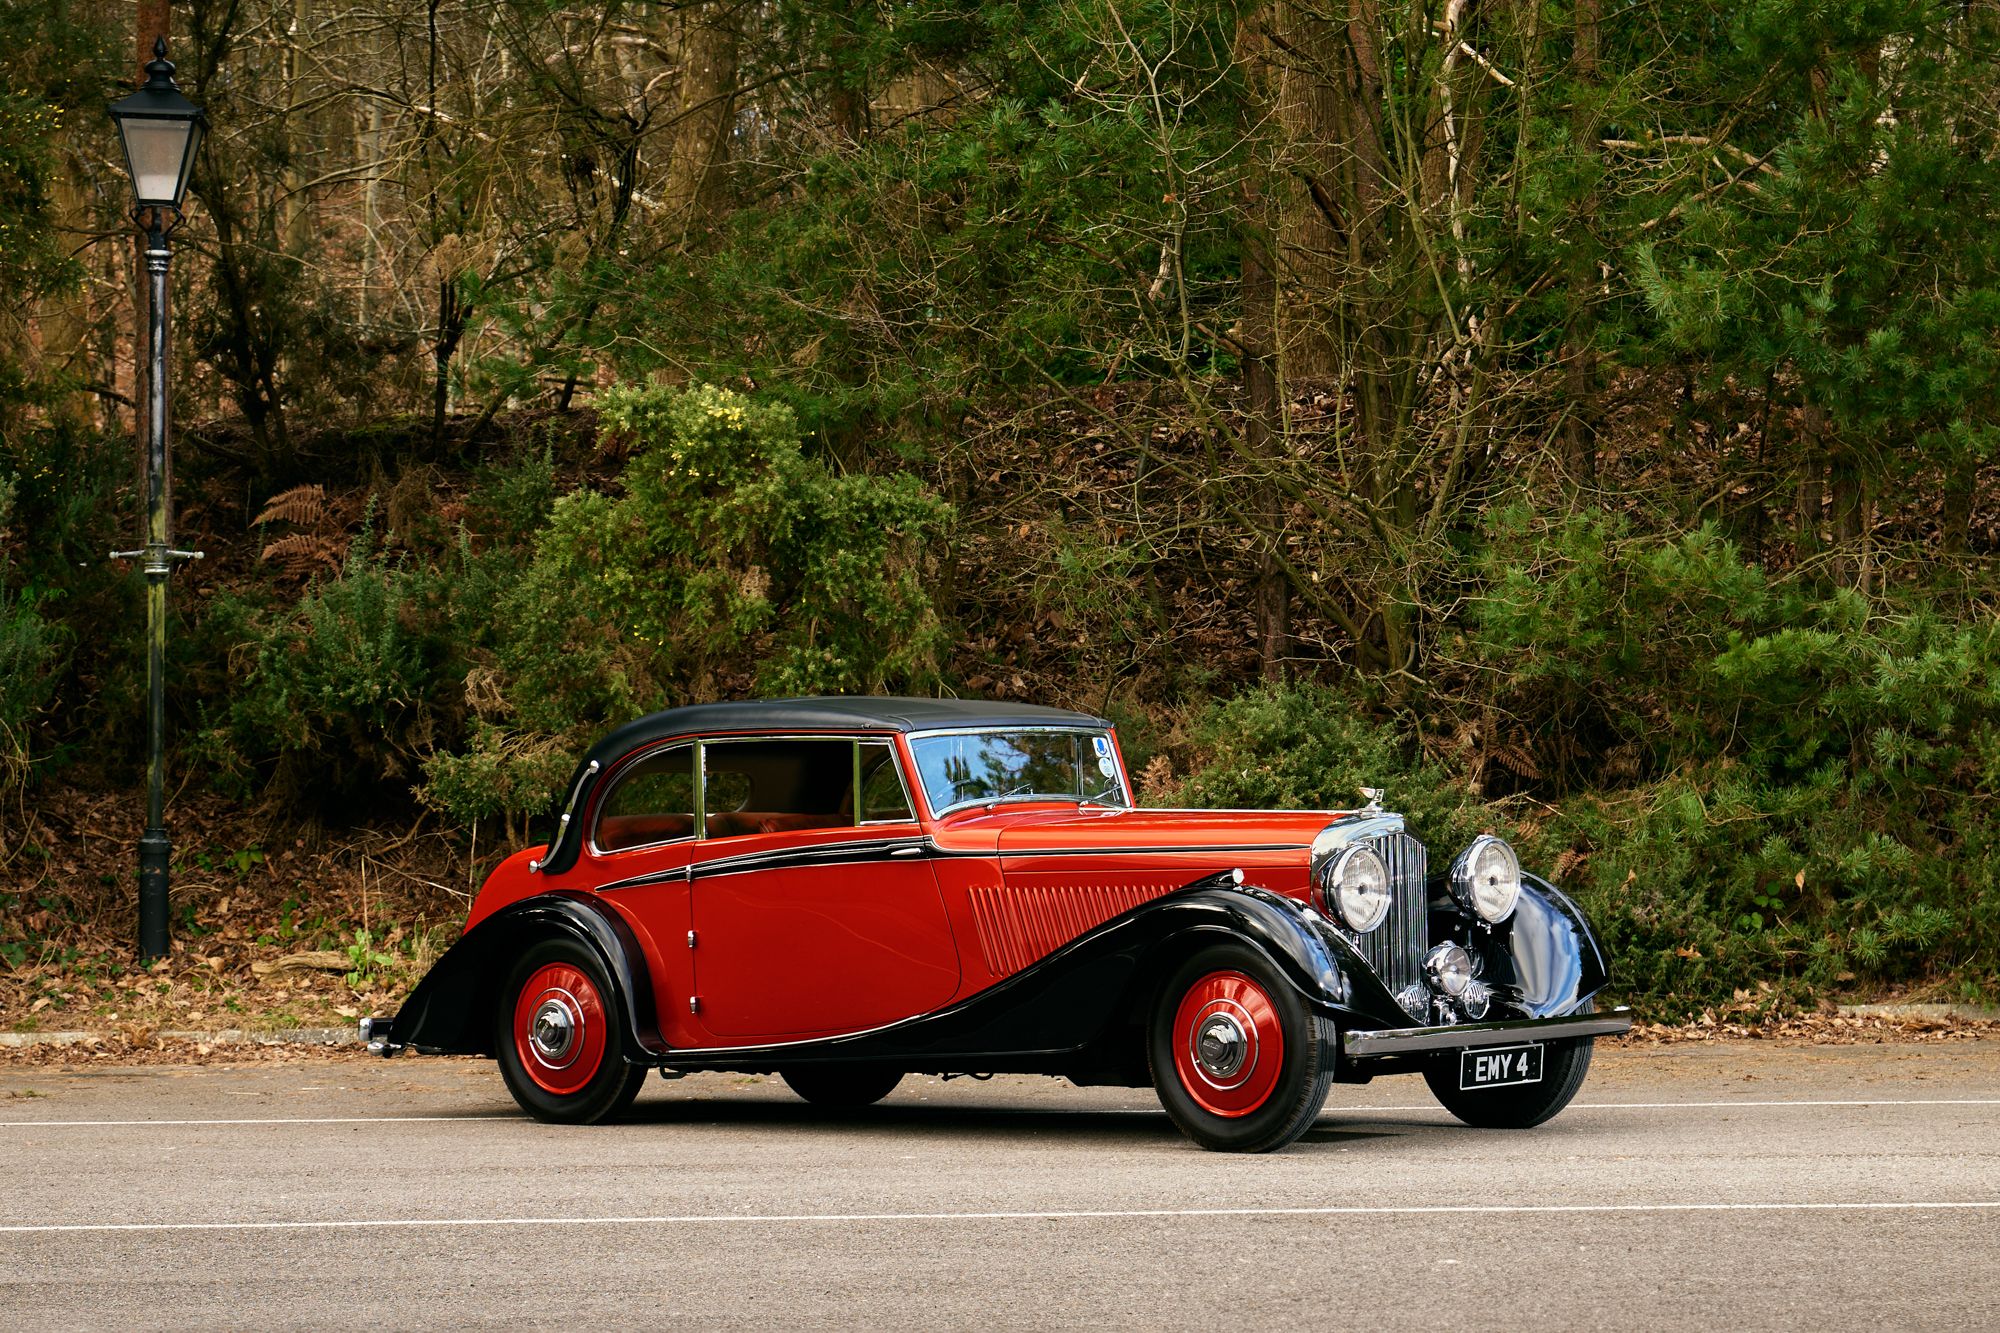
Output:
left=391, top=892, right=665, bottom=1058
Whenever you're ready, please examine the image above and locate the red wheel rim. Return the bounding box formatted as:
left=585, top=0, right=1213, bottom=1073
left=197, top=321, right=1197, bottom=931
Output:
left=1171, top=969, right=1284, bottom=1118
left=513, top=962, right=608, bottom=1096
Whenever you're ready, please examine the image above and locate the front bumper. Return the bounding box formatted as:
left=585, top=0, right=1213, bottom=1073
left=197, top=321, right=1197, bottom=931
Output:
left=1342, top=1007, right=1632, bottom=1059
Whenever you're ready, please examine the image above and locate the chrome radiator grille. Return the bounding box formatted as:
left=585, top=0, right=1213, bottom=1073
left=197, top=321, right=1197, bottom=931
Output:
left=1354, top=833, right=1428, bottom=999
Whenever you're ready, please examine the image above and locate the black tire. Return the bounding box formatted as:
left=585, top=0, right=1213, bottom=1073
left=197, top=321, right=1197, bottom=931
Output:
left=1147, top=943, right=1335, bottom=1153
left=1423, top=1018, right=1595, bottom=1129
left=495, top=937, right=648, bottom=1125
left=608, top=1063, right=652, bottom=1116
left=780, top=1065, right=904, bottom=1108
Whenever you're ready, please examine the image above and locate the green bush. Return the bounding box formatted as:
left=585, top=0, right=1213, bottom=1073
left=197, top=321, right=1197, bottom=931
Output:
left=220, top=523, right=464, bottom=804
left=1462, top=509, right=2000, bottom=1013
left=417, top=722, right=575, bottom=832
left=0, top=473, right=66, bottom=795
left=416, top=382, right=954, bottom=824
left=1165, top=681, right=1489, bottom=853
left=1168, top=518, right=2000, bottom=1016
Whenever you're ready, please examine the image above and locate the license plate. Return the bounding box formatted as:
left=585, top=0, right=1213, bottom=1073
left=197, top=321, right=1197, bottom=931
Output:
left=1459, top=1043, right=1544, bottom=1091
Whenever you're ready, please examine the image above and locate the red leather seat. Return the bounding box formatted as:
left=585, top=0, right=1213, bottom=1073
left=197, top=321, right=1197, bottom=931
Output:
left=703, top=811, right=847, bottom=837
left=596, top=813, right=694, bottom=850
left=753, top=813, right=848, bottom=833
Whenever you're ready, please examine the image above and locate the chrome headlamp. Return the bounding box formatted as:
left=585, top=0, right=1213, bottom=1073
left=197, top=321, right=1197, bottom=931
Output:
left=1318, top=844, right=1392, bottom=933
left=1450, top=834, right=1521, bottom=923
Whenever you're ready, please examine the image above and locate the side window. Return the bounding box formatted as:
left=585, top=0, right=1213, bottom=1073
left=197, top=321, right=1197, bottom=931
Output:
left=858, top=741, right=914, bottom=822
left=595, top=744, right=695, bottom=852
left=702, top=739, right=854, bottom=839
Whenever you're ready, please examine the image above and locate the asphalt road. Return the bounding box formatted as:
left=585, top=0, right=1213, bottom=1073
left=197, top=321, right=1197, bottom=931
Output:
left=3, top=1039, right=1997, bottom=1330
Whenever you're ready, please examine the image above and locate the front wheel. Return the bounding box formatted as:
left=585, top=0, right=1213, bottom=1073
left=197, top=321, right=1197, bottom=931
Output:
left=1148, top=944, right=1334, bottom=1152
left=496, top=938, right=649, bottom=1124
left=1423, top=1033, right=1595, bottom=1129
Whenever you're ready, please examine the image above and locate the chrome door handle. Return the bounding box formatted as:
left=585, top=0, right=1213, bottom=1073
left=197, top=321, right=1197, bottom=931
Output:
left=889, top=846, right=923, bottom=857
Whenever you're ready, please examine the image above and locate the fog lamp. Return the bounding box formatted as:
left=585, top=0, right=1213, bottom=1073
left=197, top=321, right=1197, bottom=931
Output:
left=1425, top=942, right=1475, bottom=997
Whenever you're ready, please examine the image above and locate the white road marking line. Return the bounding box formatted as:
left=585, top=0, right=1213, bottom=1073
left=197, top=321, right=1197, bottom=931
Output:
left=0, top=1116, right=515, bottom=1128
left=1, top=1201, right=1996, bottom=1235
left=1362, top=1099, right=2000, bottom=1113
left=1582, top=1099, right=2000, bottom=1110
left=3, top=1097, right=1998, bottom=1129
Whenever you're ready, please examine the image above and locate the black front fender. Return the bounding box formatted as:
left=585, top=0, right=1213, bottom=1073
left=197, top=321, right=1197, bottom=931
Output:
left=388, top=892, right=664, bottom=1058
left=1495, top=873, right=1611, bottom=1018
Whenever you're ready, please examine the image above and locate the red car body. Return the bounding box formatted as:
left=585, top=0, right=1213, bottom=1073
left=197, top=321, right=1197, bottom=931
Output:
left=370, top=697, right=1628, bottom=1151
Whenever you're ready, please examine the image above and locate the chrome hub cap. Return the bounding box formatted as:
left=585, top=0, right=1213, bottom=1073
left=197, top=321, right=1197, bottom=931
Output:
left=529, top=995, right=579, bottom=1067
left=1185, top=997, right=1258, bottom=1089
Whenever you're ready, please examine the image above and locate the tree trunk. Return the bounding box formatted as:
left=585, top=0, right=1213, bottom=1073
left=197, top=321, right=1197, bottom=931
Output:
left=828, top=18, right=867, bottom=145
left=660, top=3, right=742, bottom=245
left=1940, top=454, right=1976, bottom=554
left=1795, top=406, right=1825, bottom=560
left=137, top=0, right=169, bottom=78
left=1274, top=3, right=1339, bottom=384
left=1562, top=0, right=1602, bottom=486
left=37, top=138, right=95, bottom=427
left=1240, top=15, right=1290, bottom=678
left=432, top=279, right=466, bottom=448
left=358, top=97, right=383, bottom=327
left=1829, top=447, right=1866, bottom=589
left=280, top=0, right=315, bottom=259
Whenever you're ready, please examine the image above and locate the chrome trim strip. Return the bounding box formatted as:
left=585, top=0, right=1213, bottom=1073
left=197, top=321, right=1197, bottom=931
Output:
left=595, top=866, right=693, bottom=893
left=694, top=739, right=708, bottom=834
left=1342, top=1008, right=1634, bottom=1058
left=692, top=834, right=930, bottom=880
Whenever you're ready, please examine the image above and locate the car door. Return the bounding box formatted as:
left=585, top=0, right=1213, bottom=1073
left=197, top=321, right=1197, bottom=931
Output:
left=689, top=735, right=961, bottom=1039
left=583, top=741, right=699, bottom=1026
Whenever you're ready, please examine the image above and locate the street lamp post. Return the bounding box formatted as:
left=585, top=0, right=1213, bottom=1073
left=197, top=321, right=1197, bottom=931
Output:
left=108, top=38, right=207, bottom=963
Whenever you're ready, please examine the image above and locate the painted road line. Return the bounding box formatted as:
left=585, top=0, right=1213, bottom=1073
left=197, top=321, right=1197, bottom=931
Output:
left=2, top=1200, right=1997, bottom=1235
left=1578, top=1099, right=2000, bottom=1109
left=3, top=1096, right=2000, bottom=1128
left=0, top=1115, right=521, bottom=1128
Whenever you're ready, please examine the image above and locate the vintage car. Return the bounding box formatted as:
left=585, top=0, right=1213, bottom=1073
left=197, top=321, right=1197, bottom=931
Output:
left=364, top=697, right=1629, bottom=1152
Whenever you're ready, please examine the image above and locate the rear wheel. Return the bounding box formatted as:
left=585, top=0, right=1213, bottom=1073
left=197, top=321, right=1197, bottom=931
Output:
left=781, top=1065, right=904, bottom=1108
left=496, top=938, right=648, bottom=1124
left=1148, top=943, right=1334, bottom=1152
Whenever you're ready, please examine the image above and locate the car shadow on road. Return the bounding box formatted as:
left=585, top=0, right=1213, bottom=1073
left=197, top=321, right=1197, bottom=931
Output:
left=614, top=1096, right=1437, bottom=1150
left=620, top=1097, right=1176, bottom=1142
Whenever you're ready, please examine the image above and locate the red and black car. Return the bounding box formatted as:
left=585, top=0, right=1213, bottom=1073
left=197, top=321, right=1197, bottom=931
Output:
left=365, top=697, right=1629, bottom=1151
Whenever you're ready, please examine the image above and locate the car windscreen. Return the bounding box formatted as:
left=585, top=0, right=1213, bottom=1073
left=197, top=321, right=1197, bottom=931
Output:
left=908, top=730, right=1127, bottom=815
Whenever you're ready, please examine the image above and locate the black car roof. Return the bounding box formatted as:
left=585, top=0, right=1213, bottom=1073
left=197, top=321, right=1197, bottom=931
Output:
left=601, top=695, right=1109, bottom=738
left=533, top=696, right=1113, bottom=875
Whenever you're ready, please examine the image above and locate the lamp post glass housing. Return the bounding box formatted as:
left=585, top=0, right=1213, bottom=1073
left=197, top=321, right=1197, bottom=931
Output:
left=110, top=39, right=205, bottom=212
left=108, top=37, right=205, bottom=962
